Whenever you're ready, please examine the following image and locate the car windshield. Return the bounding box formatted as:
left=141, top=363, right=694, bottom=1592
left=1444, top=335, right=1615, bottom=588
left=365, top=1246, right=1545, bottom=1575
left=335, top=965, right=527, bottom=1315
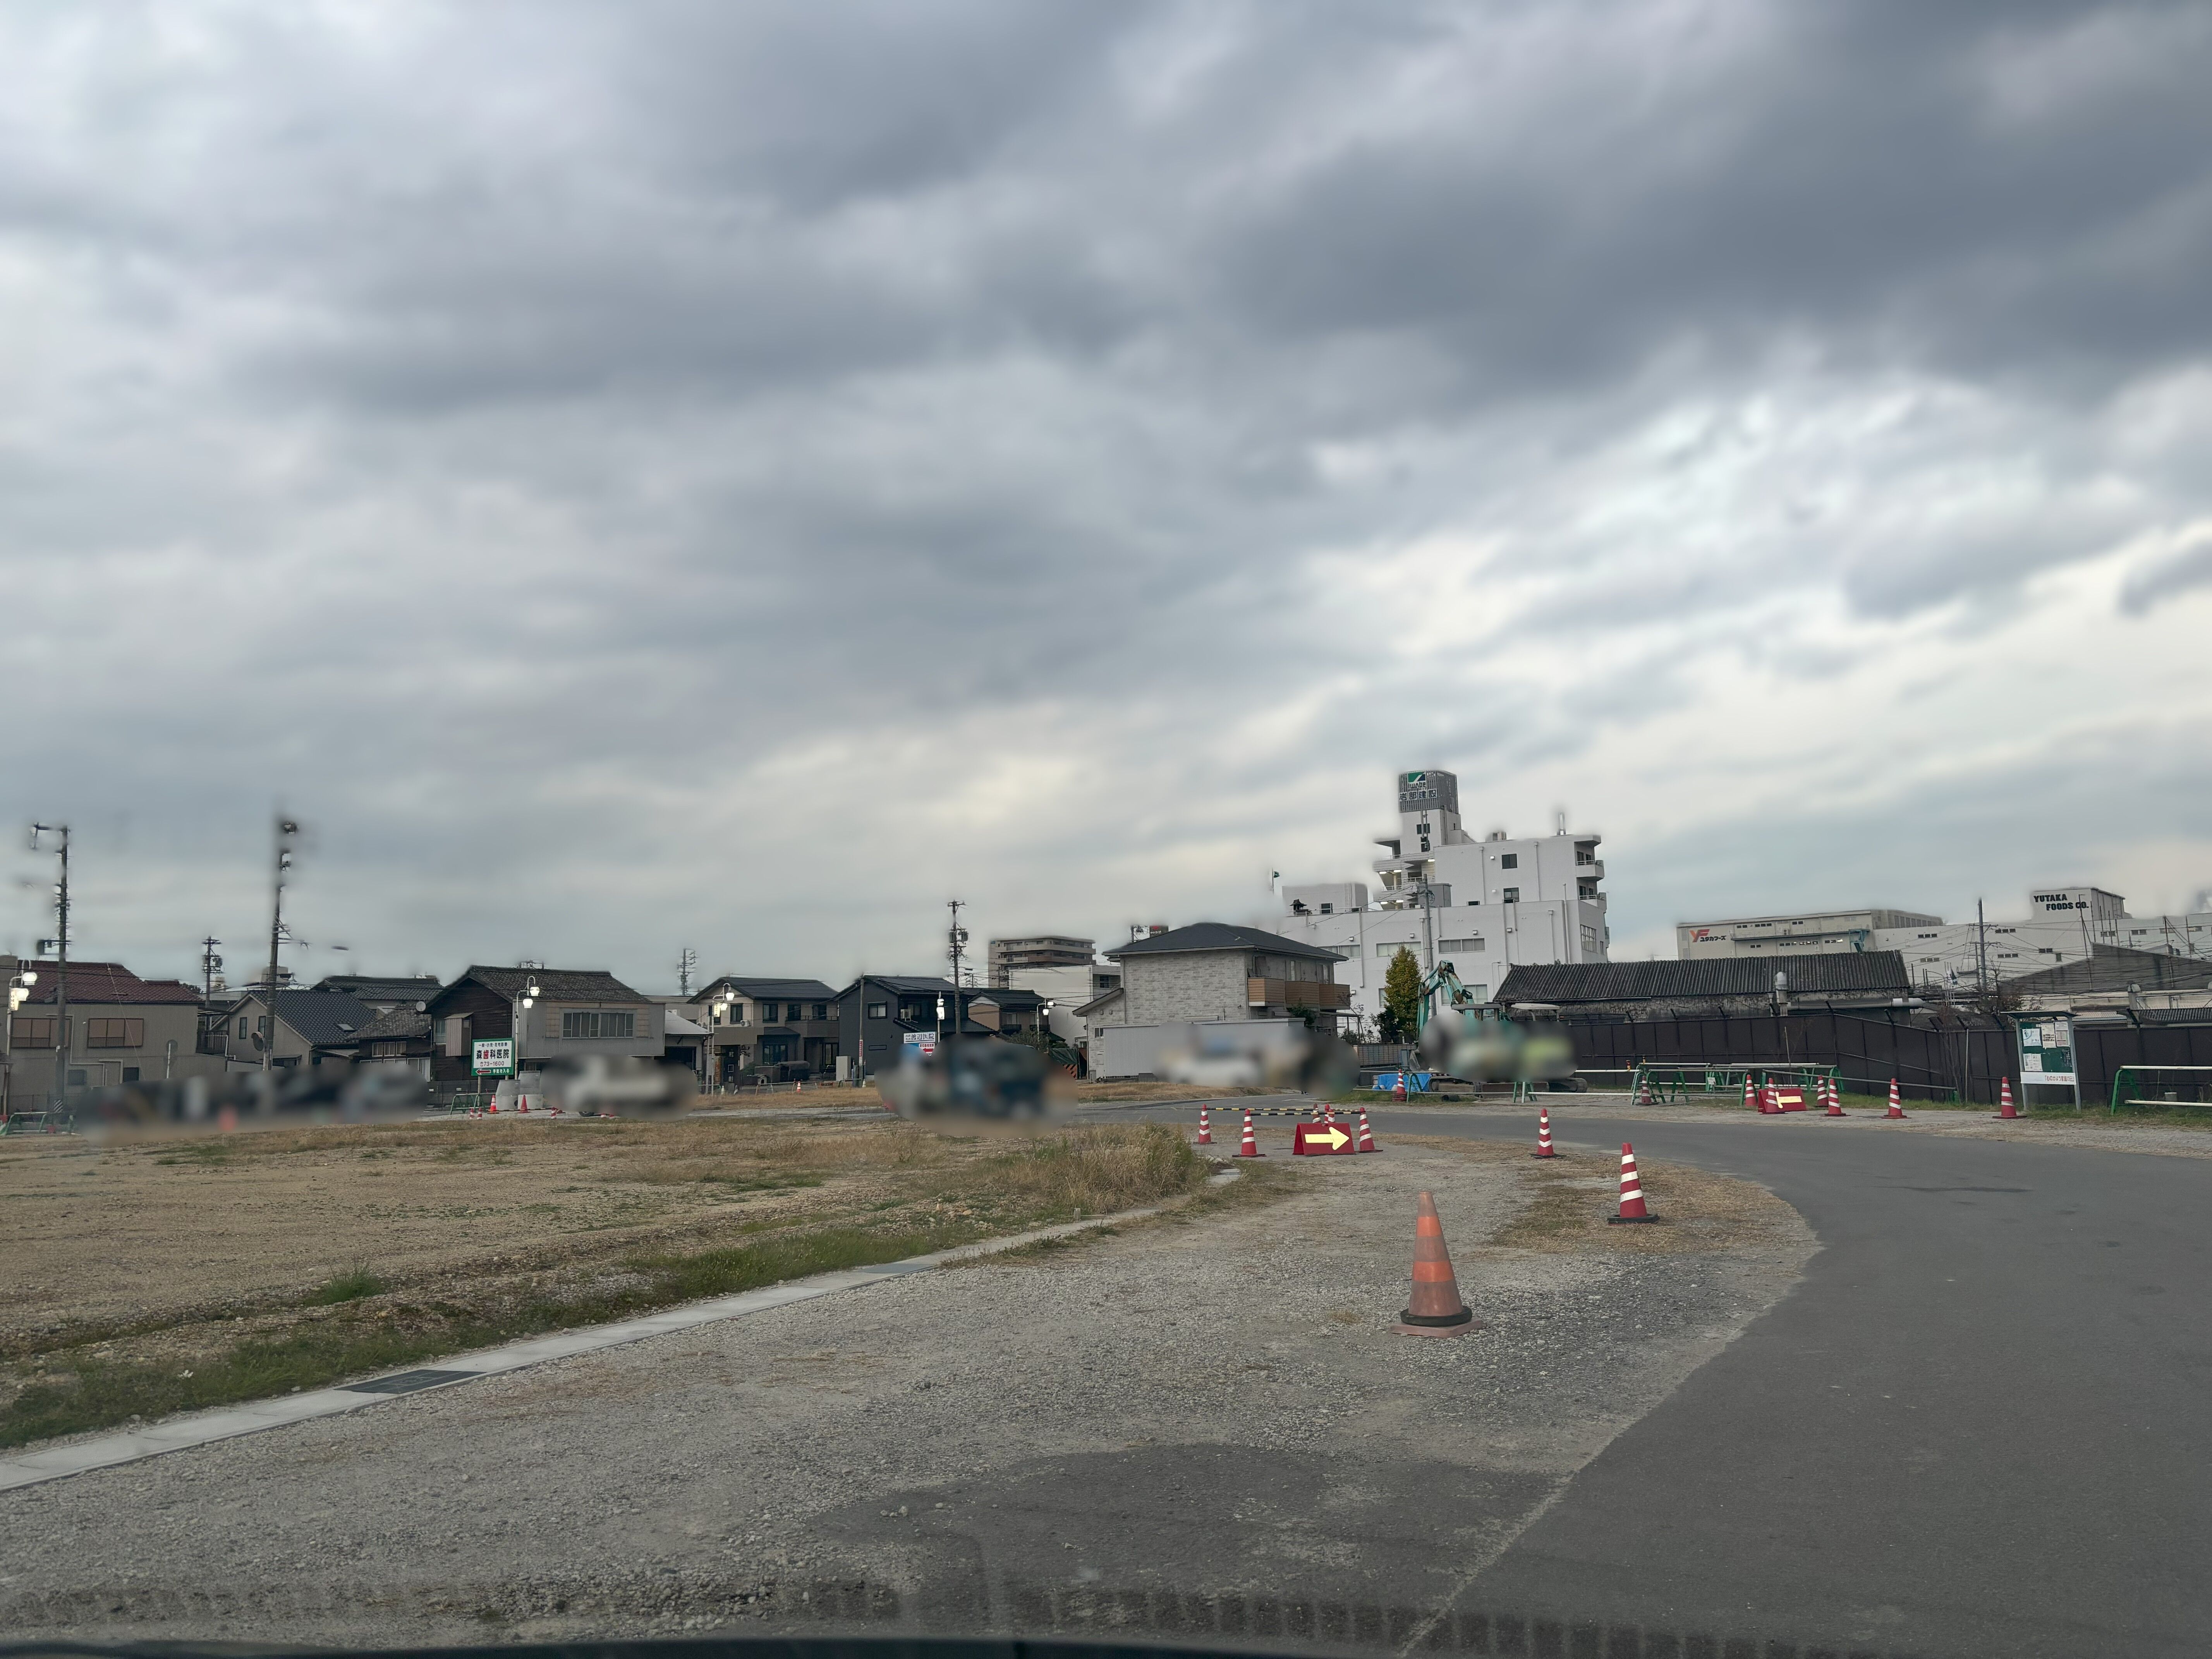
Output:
left=5, top=8, right=2211, bottom=1659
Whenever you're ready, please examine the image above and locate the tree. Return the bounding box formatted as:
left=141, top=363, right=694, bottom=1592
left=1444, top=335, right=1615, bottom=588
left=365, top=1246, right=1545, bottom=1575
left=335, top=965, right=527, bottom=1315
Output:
left=1379, top=947, right=1423, bottom=1044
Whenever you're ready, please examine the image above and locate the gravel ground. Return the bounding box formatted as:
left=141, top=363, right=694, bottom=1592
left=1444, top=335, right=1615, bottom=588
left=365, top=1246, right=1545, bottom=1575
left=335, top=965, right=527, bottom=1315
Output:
left=1371, top=1096, right=2212, bottom=1159
left=0, top=1132, right=1812, bottom=1650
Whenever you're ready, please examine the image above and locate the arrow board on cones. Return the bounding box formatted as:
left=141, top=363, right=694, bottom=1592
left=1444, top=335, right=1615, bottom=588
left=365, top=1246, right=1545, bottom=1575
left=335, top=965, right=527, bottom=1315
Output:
left=1293, top=1123, right=1356, bottom=1156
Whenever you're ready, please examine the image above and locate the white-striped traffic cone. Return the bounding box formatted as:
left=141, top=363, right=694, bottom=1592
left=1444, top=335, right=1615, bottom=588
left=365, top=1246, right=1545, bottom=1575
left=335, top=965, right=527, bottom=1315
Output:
left=1994, top=1077, right=2021, bottom=1120
left=1825, top=1077, right=1845, bottom=1117
left=1356, top=1108, right=1377, bottom=1153
left=1742, top=1075, right=1756, bottom=1112
left=1887, top=1079, right=1906, bottom=1119
left=1237, top=1109, right=1262, bottom=1158
left=1196, top=1106, right=1212, bottom=1145
left=1608, top=1142, right=1657, bottom=1224
left=1533, top=1107, right=1557, bottom=1159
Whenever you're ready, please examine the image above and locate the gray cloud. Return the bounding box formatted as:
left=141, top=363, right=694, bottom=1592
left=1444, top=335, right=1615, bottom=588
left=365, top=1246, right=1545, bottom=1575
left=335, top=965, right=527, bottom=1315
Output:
left=4, top=0, right=2212, bottom=987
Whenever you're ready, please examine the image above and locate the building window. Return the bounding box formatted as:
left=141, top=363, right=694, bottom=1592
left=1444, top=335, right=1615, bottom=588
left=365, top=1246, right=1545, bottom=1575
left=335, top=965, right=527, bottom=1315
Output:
left=123, top=1067, right=141, bottom=1082
left=1440, top=938, right=1486, bottom=955
left=67, top=1069, right=87, bottom=1087
left=1502, top=887, right=1520, bottom=903
left=236, top=1017, right=249, bottom=1036
left=1500, top=854, right=1518, bottom=869
left=85, top=1018, right=146, bottom=1049
left=867, top=1002, right=889, bottom=1019
left=432, top=1017, right=447, bottom=1042
left=10, top=1017, right=57, bottom=1048
left=812, top=1002, right=829, bottom=1021
left=562, top=1010, right=637, bottom=1040
left=1575, top=845, right=1596, bottom=866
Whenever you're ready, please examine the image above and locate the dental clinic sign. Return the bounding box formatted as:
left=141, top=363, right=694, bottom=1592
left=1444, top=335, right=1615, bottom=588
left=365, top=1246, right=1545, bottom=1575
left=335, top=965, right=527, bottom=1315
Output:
left=472, top=1038, right=516, bottom=1077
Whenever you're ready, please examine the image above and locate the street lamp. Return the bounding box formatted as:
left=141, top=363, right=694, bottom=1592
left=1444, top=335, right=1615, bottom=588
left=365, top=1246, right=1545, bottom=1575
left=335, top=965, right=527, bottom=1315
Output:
left=29, top=823, right=69, bottom=1107
left=514, top=979, right=540, bottom=1103
left=3, top=968, right=36, bottom=1119
left=263, top=816, right=301, bottom=1077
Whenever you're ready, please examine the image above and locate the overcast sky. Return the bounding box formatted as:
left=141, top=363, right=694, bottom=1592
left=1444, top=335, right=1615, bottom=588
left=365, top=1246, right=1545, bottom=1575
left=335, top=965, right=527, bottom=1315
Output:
left=5, top=0, right=2212, bottom=991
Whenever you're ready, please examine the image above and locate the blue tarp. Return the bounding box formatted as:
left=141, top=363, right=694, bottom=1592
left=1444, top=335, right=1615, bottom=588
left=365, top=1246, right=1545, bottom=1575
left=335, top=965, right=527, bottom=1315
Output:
left=1373, top=1072, right=1432, bottom=1093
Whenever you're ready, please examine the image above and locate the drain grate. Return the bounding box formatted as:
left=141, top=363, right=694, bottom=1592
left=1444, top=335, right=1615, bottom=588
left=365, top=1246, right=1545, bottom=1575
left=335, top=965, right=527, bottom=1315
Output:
left=341, top=1368, right=481, bottom=1395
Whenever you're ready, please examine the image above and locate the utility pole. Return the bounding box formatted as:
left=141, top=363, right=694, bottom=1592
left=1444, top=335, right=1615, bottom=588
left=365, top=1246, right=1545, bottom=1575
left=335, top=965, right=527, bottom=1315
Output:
left=677, top=947, right=697, bottom=999
left=947, top=900, right=968, bottom=1049
left=201, top=936, right=224, bottom=999
left=264, top=816, right=300, bottom=1076
left=1976, top=900, right=1990, bottom=998
left=29, top=823, right=69, bottom=1107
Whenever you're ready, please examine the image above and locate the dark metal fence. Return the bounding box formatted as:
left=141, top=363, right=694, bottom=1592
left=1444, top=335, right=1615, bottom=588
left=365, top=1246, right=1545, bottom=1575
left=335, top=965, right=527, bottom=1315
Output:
left=1557, top=1008, right=2212, bottom=1104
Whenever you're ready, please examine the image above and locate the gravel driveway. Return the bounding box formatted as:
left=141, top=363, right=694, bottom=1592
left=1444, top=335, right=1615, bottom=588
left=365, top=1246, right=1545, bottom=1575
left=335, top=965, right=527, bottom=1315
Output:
left=0, top=1130, right=1811, bottom=1650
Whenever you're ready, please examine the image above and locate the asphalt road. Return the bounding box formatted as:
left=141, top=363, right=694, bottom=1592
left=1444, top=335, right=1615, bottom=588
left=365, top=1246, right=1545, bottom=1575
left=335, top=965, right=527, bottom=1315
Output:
left=1101, top=1099, right=2212, bottom=1659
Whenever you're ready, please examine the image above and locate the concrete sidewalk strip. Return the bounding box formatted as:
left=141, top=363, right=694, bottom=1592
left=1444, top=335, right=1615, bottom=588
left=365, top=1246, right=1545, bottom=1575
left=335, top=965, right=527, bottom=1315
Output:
left=0, top=1177, right=1230, bottom=1495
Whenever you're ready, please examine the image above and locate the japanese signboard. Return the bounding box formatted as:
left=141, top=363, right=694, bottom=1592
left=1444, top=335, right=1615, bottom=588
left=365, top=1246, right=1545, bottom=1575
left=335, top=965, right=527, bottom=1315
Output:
left=2017, top=1017, right=2075, bottom=1089
left=902, top=1031, right=939, bottom=1058
left=472, top=1038, right=515, bottom=1077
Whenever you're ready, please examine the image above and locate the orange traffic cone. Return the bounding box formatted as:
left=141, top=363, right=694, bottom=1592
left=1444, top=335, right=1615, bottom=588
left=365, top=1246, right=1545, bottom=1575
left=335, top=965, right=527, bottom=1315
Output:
left=1887, top=1079, right=1906, bottom=1119
left=1356, top=1108, right=1377, bottom=1153
left=1392, top=1192, right=1477, bottom=1336
left=1196, top=1106, right=1212, bottom=1145
left=1742, top=1075, right=1756, bottom=1111
left=1994, top=1078, right=2021, bottom=1120
left=1533, top=1107, right=1557, bottom=1159
left=1236, top=1109, right=1262, bottom=1158
left=1635, top=1070, right=1654, bottom=1106
left=1608, top=1143, right=1658, bottom=1224
left=1825, top=1078, right=1845, bottom=1117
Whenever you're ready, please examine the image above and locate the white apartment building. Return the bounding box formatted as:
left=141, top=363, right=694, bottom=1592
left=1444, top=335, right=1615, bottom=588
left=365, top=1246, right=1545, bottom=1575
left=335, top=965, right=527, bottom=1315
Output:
left=1268, top=768, right=1609, bottom=1030
left=1680, top=886, right=2212, bottom=986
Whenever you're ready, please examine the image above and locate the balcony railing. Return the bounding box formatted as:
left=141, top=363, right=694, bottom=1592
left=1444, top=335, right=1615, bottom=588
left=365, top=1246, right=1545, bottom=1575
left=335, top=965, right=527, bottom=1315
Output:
left=1247, top=979, right=1351, bottom=1010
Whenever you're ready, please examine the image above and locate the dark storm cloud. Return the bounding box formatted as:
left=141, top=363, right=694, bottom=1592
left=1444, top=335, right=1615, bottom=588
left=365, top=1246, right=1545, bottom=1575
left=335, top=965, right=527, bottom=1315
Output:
left=4, top=0, right=2211, bottom=983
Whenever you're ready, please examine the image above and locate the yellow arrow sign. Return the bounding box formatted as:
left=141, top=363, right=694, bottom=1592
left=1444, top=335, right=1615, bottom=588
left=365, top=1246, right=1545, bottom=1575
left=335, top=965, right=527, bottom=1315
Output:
left=1307, top=1125, right=1350, bottom=1152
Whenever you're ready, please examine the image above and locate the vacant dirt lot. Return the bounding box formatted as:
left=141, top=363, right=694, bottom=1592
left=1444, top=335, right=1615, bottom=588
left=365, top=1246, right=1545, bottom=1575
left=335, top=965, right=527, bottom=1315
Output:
left=0, top=1123, right=1813, bottom=1648
left=0, top=1115, right=1214, bottom=1447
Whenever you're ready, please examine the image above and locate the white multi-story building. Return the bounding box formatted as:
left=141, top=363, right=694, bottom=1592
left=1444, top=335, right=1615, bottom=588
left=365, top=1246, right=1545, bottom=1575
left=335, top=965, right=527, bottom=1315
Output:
left=1268, top=768, right=1609, bottom=1030
left=1680, top=885, right=2212, bottom=987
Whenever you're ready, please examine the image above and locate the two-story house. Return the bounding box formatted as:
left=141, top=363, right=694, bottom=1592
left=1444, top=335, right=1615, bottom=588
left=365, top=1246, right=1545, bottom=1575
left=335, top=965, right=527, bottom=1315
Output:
left=690, top=977, right=842, bottom=1085
left=211, top=988, right=378, bottom=1071
left=6, top=959, right=206, bottom=1103
left=836, top=976, right=998, bottom=1082
left=424, top=967, right=662, bottom=1093
left=1083, top=923, right=1348, bottom=1079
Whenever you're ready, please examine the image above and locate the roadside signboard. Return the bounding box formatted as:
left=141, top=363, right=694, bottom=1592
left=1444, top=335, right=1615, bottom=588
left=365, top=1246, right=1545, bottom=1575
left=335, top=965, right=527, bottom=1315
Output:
left=472, top=1038, right=515, bottom=1077
left=2018, top=1016, right=2077, bottom=1096
left=902, top=1031, right=939, bottom=1058
left=1293, top=1121, right=1356, bottom=1156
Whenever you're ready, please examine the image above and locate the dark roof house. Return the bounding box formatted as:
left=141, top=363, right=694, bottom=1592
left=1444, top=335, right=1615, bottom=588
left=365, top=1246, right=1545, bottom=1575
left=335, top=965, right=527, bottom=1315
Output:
left=422, top=966, right=663, bottom=1089
left=19, top=961, right=201, bottom=1006
left=212, top=988, right=378, bottom=1067
left=311, top=974, right=443, bottom=1010
left=1105, top=923, right=1344, bottom=962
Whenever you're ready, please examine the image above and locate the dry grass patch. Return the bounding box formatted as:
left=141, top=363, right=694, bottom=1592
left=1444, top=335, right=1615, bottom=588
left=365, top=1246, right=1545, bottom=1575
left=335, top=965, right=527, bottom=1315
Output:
left=0, top=1118, right=1212, bottom=1451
